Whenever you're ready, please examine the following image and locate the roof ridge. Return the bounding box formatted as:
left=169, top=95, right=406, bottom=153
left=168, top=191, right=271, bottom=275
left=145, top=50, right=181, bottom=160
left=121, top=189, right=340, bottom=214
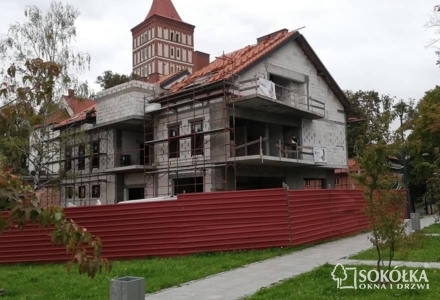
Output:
left=146, top=0, right=183, bottom=22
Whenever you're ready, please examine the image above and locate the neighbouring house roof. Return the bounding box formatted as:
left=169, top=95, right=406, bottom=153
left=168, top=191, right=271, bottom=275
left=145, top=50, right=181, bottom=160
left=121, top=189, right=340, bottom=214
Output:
left=335, top=158, right=403, bottom=174
left=63, top=96, right=96, bottom=115
left=54, top=103, right=96, bottom=129
left=34, top=108, right=71, bottom=128
left=146, top=0, right=182, bottom=21
left=335, top=158, right=358, bottom=174
left=36, top=96, right=95, bottom=129
left=161, top=29, right=350, bottom=109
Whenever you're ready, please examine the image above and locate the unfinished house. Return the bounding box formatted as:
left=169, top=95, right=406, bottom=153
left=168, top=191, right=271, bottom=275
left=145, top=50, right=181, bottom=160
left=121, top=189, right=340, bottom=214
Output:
left=143, top=29, right=350, bottom=196
left=47, top=28, right=349, bottom=205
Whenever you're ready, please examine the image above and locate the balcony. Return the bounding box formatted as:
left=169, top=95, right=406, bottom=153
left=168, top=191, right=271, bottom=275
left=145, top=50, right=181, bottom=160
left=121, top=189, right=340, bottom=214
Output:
left=233, top=78, right=325, bottom=120
left=105, top=150, right=155, bottom=174
left=229, top=136, right=328, bottom=167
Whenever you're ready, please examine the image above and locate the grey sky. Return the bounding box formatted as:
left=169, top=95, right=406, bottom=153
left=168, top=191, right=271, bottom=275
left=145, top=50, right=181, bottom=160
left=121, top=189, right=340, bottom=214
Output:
left=1, top=0, right=439, bottom=104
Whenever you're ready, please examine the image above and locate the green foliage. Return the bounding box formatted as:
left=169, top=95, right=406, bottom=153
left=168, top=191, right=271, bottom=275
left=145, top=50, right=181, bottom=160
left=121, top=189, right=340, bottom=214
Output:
left=0, top=166, right=110, bottom=278
left=352, top=232, right=440, bottom=263
left=352, top=92, right=407, bottom=271
left=407, top=86, right=440, bottom=185
left=0, top=1, right=92, bottom=177
left=96, top=70, right=140, bottom=90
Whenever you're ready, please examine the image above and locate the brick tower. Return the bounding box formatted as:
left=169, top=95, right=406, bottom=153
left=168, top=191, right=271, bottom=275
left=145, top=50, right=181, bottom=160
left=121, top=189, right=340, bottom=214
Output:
left=131, top=0, right=195, bottom=77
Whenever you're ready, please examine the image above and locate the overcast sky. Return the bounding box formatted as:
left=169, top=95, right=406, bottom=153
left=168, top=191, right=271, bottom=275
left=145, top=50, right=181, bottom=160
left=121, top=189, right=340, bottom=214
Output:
left=1, top=0, right=439, bottom=104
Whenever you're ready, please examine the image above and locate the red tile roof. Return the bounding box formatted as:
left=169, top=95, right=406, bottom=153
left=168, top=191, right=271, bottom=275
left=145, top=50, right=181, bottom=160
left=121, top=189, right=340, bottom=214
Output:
left=44, top=109, right=70, bottom=125
left=146, top=0, right=182, bottom=21
left=63, top=96, right=96, bottom=115
left=170, top=30, right=298, bottom=93
left=55, top=103, right=96, bottom=129
left=158, top=70, right=181, bottom=84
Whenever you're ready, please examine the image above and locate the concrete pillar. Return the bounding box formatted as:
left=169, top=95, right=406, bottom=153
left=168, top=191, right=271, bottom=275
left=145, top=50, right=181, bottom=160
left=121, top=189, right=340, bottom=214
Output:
left=285, top=168, right=303, bottom=189
left=264, top=123, right=270, bottom=155
left=326, top=169, right=335, bottom=189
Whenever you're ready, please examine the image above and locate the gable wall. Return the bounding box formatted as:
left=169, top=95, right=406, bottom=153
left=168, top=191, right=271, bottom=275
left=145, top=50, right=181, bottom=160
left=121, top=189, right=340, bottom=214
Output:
left=236, top=39, right=347, bottom=168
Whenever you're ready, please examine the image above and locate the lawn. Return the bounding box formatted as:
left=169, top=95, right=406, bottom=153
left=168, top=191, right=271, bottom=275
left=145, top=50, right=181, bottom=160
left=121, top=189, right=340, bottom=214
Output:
left=422, top=223, right=440, bottom=234
left=245, top=264, right=439, bottom=300
left=351, top=234, right=440, bottom=262
left=0, top=247, right=299, bottom=300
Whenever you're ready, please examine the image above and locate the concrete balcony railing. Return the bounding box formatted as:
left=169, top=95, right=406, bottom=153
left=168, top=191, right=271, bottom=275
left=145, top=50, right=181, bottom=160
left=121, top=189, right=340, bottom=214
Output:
left=230, top=136, right=326, bottom=166
left=234, top=78, right=325, bottom=119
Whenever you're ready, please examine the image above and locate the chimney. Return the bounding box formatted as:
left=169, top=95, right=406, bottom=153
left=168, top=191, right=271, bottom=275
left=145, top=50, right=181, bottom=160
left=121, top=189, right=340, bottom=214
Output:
left=257, top=28, right=288, bottom=44
left=192, top=51, right=210, bottom=73
left=68, top=89, right=75, bottom=97
left=147, top=72, right=161, bottom=84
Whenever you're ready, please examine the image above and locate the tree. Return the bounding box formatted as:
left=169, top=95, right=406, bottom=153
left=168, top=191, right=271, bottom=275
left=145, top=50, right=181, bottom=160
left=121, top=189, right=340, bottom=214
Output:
left=96, top=70, right=140, bottom=90
left=0, top=1, right=92, bottom=188
left=426, top=5, right=440, bottom=66
left=352, top=93, right=407, bottom=271
left=345, top=90, right=390, bottom=158
left=0, top=166, right=110, bottom=278
left=407, top=86, right=440, bottom=186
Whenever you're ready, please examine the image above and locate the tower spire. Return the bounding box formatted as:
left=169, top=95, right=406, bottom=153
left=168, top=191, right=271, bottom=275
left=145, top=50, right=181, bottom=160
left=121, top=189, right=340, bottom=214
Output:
left=146, top=0, right=183, bottom=21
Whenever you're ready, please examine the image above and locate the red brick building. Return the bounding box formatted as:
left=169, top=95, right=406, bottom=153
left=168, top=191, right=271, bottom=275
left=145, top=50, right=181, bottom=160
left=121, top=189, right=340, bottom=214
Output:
left=131, top=0, right=210, bottom=77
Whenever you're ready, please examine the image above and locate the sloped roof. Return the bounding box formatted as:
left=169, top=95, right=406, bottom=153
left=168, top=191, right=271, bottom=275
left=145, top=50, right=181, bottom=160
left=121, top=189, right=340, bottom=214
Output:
left=44, top=109, right=70, bottom=125
left=170, top=30, right=298, bottom=93
left=63, top=96, right=96, bottom=115
left=54, top=104, right=96, bottom=129
left=158, top=69, right=190, bottom=87
left=165, top=29, right=349, bottom=109
left=146, top=0, right=182, bottom=21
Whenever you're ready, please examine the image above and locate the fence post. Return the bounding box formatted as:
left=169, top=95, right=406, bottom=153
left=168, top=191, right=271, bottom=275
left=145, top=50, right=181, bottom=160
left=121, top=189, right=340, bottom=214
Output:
left=285, top=185, right=293, bottom=246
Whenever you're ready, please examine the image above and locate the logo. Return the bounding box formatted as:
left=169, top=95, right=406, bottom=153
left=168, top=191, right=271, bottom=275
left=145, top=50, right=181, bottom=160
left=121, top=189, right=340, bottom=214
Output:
left=331, top=263, right=430, bottom=290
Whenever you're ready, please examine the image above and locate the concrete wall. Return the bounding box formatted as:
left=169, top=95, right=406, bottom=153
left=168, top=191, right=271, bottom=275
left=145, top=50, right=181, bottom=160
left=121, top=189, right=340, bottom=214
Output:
left=236, top=39, right=347, bottom=168
left=28, top=125, right=61, bottom=176
left=58, top=127, right=117, bottom=206
left=95, top=80, right=155, bottom=125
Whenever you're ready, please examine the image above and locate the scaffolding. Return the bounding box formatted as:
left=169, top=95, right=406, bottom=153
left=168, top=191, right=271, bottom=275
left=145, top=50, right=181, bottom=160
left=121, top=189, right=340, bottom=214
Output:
left=143, top=55, right=239, bottom=197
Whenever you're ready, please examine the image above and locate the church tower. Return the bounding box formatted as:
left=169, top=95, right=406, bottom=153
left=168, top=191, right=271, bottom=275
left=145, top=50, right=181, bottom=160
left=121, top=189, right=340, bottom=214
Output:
left=131, top=0, right=195, bottom=77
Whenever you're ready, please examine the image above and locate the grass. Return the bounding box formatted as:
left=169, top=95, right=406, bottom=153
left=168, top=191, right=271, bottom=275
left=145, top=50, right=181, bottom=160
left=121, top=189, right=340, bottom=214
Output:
left=245, top=264, right=439, bottom=300
left=351, top=234, right=440, bottom=262
left=0, top=247, right=300, bottom=300
left=422, top=223, right=440, bottom=234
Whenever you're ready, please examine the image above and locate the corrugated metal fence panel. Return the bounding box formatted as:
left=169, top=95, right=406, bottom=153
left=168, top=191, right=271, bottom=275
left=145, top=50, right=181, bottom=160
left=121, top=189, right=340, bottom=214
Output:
left=177, top=189, right=290, bottom=254
left=0, top=224, right=69, bottom=263
left=65, top=201, right=182, bottom=260
left=0, top=201, right=182, bottom=264
left=0, top=188, right=371, bottom=264
left=289, top=189, right=369, bottom=246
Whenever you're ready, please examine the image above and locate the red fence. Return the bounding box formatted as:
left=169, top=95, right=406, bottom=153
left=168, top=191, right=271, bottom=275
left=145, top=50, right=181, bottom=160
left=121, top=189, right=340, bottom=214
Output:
left=0, top=188, right=370, bottom=264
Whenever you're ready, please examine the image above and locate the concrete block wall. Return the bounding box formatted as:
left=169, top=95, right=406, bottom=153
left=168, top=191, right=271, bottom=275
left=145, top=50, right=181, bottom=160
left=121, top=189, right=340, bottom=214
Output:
left=236, top=39, right=347, bottom=168
left=61, top=174, right=115, bottom=206
left=302, top=119, right=346, bottom=168
left=121, top=131, right=143, bottom=165
left=95, top=81, right=155, bottom=125
left=155, top=103, right=212, bottom=167
left=59, top=128, right=116, bottom=205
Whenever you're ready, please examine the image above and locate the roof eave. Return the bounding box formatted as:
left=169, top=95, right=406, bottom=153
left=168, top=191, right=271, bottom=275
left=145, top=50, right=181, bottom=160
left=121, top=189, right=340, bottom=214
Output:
left=131, top=15, right=195, bottom=33
left=160, top=70, right=190, bottom=88
left=154, top=80, right=230, bottom=103
left=295, top=34, right=350, bottom=110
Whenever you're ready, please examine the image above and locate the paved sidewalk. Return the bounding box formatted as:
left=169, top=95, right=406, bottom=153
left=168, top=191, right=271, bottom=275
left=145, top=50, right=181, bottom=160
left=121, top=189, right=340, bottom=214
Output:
left=145, top=216, right=436, bottom=300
